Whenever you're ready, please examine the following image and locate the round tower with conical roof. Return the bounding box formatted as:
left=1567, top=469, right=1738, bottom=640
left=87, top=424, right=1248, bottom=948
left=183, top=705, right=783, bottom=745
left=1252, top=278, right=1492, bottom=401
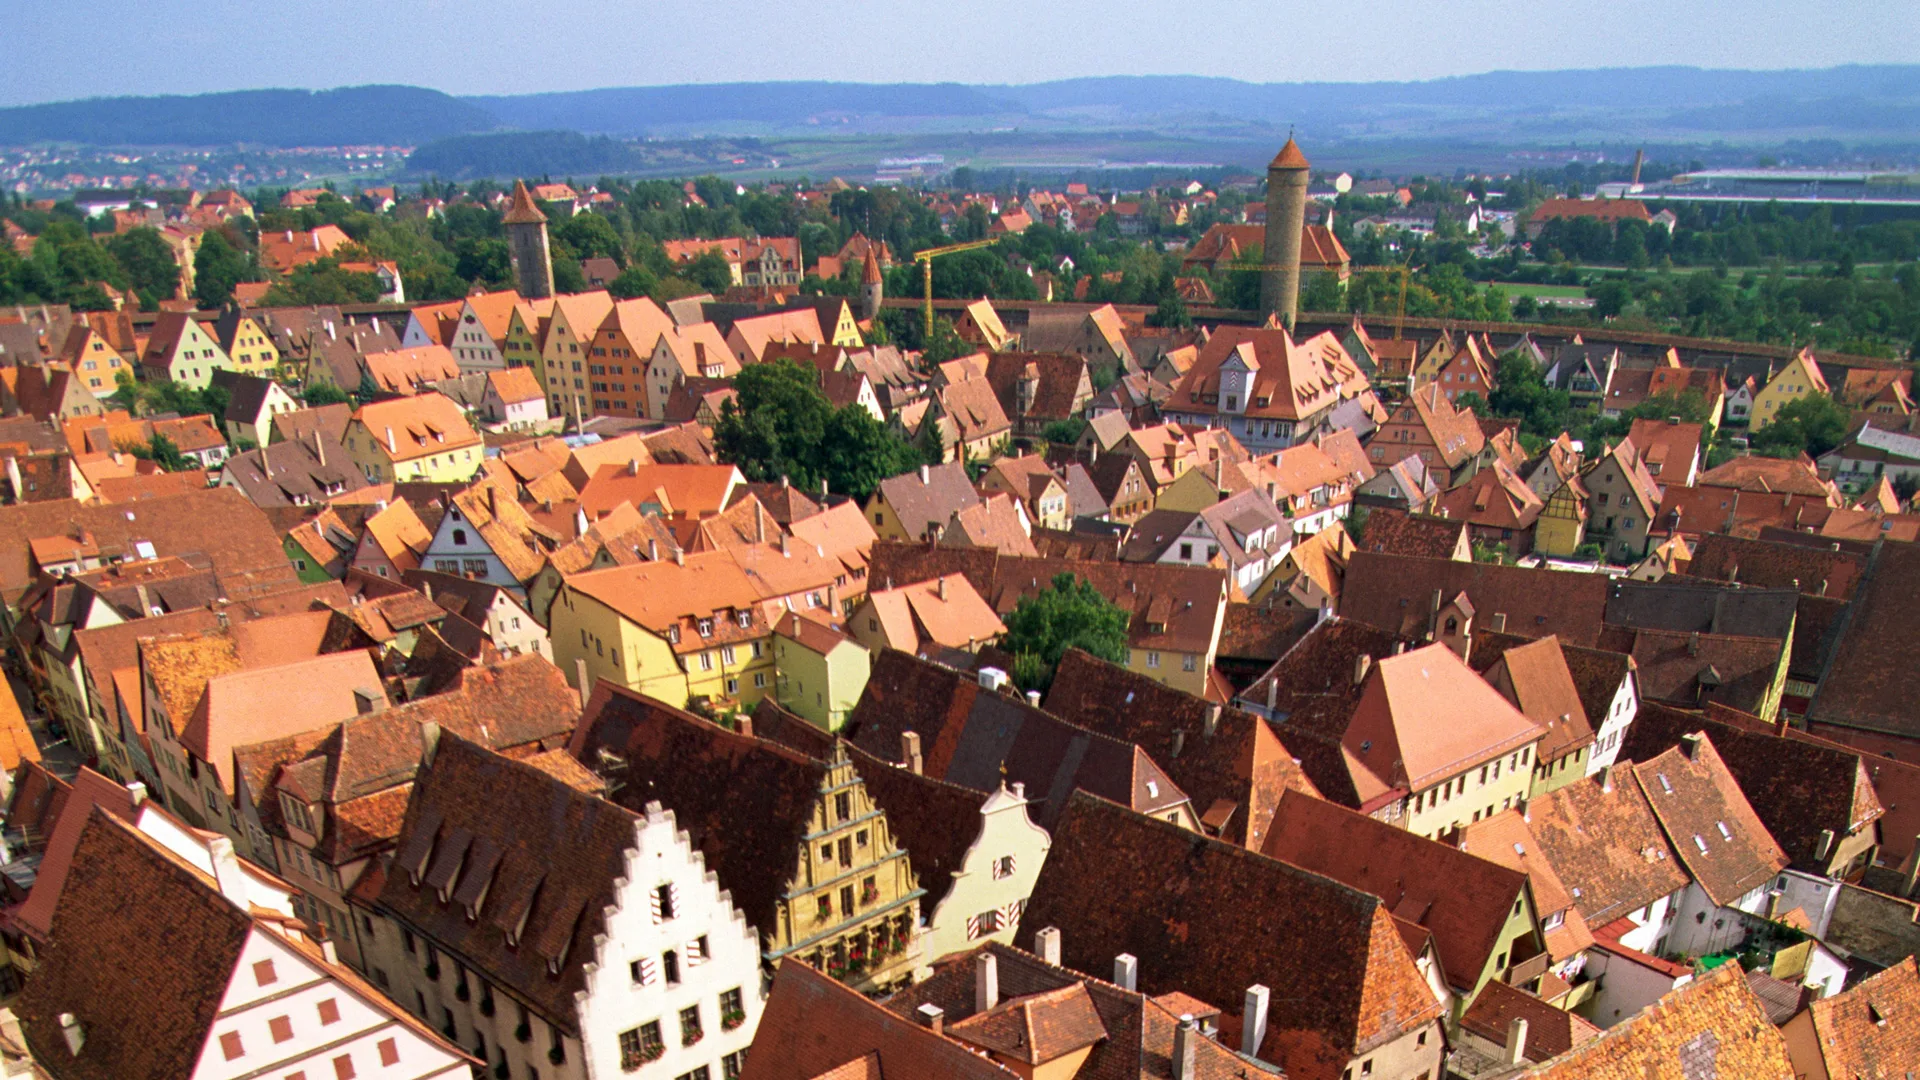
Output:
left=1259, top=137, right=1312, bottom=329
left=503, top=180, right=555, bottom=299
left=859, top=248, right=884, bottom=321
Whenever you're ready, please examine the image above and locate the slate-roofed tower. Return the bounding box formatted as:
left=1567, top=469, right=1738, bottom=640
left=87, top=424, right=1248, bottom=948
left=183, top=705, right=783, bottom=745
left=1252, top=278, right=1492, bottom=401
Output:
left=1259, top=137, right=1311, bottom=329
left=860, top=248, right=885, bottom=321
left=503, top=180, right=555, bottom=299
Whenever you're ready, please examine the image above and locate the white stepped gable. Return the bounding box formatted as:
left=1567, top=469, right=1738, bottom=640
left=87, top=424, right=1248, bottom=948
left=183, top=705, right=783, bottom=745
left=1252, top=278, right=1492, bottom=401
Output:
left=575, top=800, right=765, bottom=1078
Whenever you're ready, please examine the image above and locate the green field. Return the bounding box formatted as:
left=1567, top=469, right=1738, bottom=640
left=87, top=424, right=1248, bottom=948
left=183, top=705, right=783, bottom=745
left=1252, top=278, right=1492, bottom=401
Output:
left=1479, top=282, right=1590, bottom=299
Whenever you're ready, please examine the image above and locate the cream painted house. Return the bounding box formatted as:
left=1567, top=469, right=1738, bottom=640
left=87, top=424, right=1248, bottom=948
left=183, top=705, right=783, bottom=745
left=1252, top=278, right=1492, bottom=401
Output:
left=914, top=782, right=1050, bottom=974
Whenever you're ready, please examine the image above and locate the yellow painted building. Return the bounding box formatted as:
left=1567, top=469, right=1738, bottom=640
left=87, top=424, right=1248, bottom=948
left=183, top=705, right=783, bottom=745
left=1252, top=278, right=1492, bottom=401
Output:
left=823, top=299, right=865, bottom=348
left=218, top=314, right=282, bottom=377
left=540, top=292, right=614, bottom=422
left=1531, top=481, right=1590, bottom=557
left=1751, top=348, right=1830, bottom=430
left=343, top=392, right=484, bottom=483
left=551, top=551, right=779, bottom=711
left=772, top=612, right=870, bottom=731
left=501, top=302, right=550, bottom=400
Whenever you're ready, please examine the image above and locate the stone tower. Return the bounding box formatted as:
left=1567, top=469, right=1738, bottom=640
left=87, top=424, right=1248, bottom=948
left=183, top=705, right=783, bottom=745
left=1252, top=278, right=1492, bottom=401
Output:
left=860, top=247, right=884, bottom=321
left=503, top=180, right=555, bottom=299
left=1259, top=137, right=1312, bottom=329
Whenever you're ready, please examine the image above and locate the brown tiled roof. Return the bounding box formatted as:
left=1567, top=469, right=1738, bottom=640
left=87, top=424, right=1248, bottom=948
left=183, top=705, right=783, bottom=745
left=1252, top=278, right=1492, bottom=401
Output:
left=884, top=940, right=1281, bottom=1080
left=984, top=353, right=1090, bottom=424
left=1802, top=956, right=1920, bottom=1079
left=1358, top=508, right=1468, bottom=560
left=867, top=543, right=1228, bottom=657
left=946, top=983, right=1107, bottom=1065
left=0, top=487, right=297, bottom=607
left=1468, top=630, right=1632, bottom=735
left=1215, top=601, right=1316, bottom=664
left=1484, top=636, right=1595, bottom=763
left=740, top=957, right=1018, bottom=1080
left=10, top=768, right=142, bottom=942
left=1457, top=810, right=1596, bottom=963
left=1528, top=771, right=1691, bottom=927
left=1339, top=551, right=1611, bottom=646
left=847, top=650, right=1191, bottom=828
left=1807, top=540, right=1920, bottom=740
left=1683, top=532, right=1866, bottom=600
left=1631, top=734, right=1790, bottom=907
left=1698, top=454, right=1836, bottom=499
left=1594, top=625, right=1784, bottom=716
left=1045, top=649, right=1319, bottom=849
left=17, top=810, right=254, bottom=1080
left=1517, top=963, right=1793, bottom=1079
left=873, top=461, right=982, bottom=541
left=377, top=733, right=639, bottom=1030
left=1017, top=793, right=1444, bottom=1080
left=1262, top=788, right=1528, bottom=995
left=566, top=682, right=841, bottom=944
left=1460, top=980, right=1600, bottom=1062
left=1624, top=703, right=1881, bottom=873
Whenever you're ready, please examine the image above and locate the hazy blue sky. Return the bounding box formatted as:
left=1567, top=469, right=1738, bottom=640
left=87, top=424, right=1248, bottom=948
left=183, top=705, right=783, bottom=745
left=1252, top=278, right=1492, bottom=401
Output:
left=5, top=0, right=1914, bottom=106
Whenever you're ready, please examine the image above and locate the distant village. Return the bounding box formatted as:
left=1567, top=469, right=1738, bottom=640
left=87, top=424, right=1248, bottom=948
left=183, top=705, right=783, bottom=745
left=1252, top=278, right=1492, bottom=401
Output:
left=0, top=138, right=1912, bottom=1080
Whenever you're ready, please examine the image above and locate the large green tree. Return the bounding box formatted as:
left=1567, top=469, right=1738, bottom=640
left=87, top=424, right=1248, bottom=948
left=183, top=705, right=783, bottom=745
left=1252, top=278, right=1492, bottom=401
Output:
left=1751, top=393, right=1853, bottom=460
left=713, top=359, right=924, bottom=499
left=105, top=227, right=180, bottom=302
left=999, top=573, right=1132, bottom=692
left=193, top=231, right=252, bottom=309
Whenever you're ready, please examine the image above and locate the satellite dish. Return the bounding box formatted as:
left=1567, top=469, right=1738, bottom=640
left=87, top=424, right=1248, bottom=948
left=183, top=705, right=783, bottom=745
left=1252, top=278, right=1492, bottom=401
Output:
left=1334, top=173, right=1353, bottom=194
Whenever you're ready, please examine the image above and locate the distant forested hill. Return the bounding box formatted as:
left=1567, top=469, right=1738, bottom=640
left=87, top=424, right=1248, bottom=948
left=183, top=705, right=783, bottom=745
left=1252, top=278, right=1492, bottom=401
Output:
left=406, top=131, right=658, bottom=179
left=0, top=85, right=497, bottom=146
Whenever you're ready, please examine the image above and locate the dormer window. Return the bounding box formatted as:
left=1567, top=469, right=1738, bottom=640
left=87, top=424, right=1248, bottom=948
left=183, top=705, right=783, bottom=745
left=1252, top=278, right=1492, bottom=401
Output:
left=697, top=618, right=714, bottom=638
left=666, top=626, right=681, bottom=645
left=735, top=610, right=752, bottom=628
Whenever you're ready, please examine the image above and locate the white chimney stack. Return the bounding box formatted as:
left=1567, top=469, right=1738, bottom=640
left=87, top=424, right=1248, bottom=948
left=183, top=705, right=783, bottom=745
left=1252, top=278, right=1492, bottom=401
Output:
left=1507, top=1017, right=1529, bottom=1065
left=1242, top=984, right=1271, bottom=1058
left=208, top=837, right=250, bottom=909
left=1035, top=926, right=1061, bottom=966
left=1114, top=953, right=1138, bottom=991
left=975, top=952, right=999, bottom=1013
left=57, top=1013, right=83, bottom=1057
left=1173, top=1015, right=1198, bottom=1080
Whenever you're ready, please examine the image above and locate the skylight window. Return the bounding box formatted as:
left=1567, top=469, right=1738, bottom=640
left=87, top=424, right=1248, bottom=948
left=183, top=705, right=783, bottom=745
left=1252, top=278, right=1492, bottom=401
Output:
left=1693, top=835, right=1709, bottom=853
left=1717, top=821, right=1733, bottom=840
left=1657, top=774, right=1673, bottom=795
left=1146, top=781, right=1159, bottom=798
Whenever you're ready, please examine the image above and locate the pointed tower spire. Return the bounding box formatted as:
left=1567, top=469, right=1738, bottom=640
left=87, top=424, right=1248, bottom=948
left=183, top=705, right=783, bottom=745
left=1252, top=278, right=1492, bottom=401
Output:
left=502, top=180, right=554, bottom=299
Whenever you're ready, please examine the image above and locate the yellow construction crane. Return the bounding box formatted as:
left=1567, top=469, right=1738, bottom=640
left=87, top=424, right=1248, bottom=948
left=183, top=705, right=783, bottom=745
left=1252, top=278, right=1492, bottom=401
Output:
left=1354, top=263, right=1422, bottom=338
left=913, top=239, right=996, bottom=340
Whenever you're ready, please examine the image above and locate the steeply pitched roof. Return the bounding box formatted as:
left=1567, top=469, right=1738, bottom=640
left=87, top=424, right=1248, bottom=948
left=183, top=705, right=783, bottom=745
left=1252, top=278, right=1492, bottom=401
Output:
left=1807, top=539, right=1920, bottom=739
left=1460, top=981, right=1600, bottom=1063
left=1527, top=771, right=1691, bottom=928
left=873, top=461, right=982, bottom=541
left=1344, top=642, right=1544, bottom=793
left=847, top=650, right=1191, bottom=828
left=1358, top=508, right=1468, bottom=560
left=1018, top=793, right=1445, bottom=1080
left=1483, top=636, right=1595, bottom=763
left=1683, top=531, right=1867, bottom=599
left=1339, top=551, right=1611, bottom=646
left=378, top=734, right=638, bottom=1030
left=1622, top=703, right=1881, bottom=873
left=1517, top=963, right=1793, bottom=1079
left=1630, top=733, right=1790, bottom=907
left=16, top=810, right=254, bottom=1080
left=843, top=741, right=1001, bottom=915
left=867, top=543, right=1228, bottom=658
left=1262, top=788, right=1528, bottom=994
left=1045, top=648, right=1319, bottom=849
left=1802, top=956, right=1920, bottom=1080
